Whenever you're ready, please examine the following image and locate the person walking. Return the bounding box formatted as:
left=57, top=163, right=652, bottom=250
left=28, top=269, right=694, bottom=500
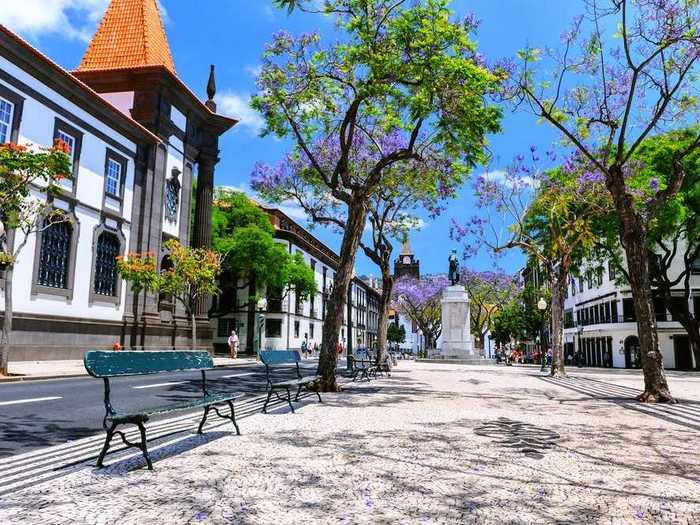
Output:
left=301, top=336, right=308, bottom=359
left=228, top=329, right=239, bottom=359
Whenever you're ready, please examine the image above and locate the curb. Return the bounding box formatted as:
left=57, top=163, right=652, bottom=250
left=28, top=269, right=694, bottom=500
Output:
left=0, top=359, right=258, bottom=384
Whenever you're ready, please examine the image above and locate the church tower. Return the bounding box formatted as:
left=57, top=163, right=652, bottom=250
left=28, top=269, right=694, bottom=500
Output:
left=394, top=237, right=420, bottom=279
left=72, top=0, right=237, bottom=347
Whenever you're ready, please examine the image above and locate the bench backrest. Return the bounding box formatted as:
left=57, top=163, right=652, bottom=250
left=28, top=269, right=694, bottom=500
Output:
left=84, top=350, right=214, bottom=378
left=259, top=350, right=300, bottom=366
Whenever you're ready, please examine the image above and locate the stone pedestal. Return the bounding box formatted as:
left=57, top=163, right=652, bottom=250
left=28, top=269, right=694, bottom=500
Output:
left=439, top=285, right=474, bottom=358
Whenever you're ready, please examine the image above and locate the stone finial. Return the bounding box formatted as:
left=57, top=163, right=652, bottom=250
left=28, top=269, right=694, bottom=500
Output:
left=205, top=64, right=217, bottom=112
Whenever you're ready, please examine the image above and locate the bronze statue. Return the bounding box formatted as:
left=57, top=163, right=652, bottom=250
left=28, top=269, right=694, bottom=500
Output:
left=448, top=249, right=460, bottom=285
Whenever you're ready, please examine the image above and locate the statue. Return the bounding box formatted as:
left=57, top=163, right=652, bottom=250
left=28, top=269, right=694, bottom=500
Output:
left=448, top=249, right=460, bottom=286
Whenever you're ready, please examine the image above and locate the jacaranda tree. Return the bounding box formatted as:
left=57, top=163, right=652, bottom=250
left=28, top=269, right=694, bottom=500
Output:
left=460, top=268, right=519, bottom=353
left=452, top=150, right=612, bottom=377
left=252, top=0, right=501, bottom=391
left=392, top=275, right=449, bottom=354
left=504, top=0, right=700, bottom=401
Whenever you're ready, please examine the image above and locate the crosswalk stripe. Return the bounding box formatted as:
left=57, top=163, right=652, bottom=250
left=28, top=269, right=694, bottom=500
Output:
left=0, top=396, right=62, bottom=406
left=0, top=392, right=302, bottom=495
left=132, top=381, right=188, bottom=389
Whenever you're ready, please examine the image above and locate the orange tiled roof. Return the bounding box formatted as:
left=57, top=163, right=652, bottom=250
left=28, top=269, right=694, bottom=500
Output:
left=77, top=0, right=176, bottom=75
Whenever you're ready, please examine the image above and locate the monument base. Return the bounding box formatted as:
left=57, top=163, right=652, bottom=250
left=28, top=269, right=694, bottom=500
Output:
left=440, top=284, right=475, bottom=359
left=418, top=357, right=497, bottom=365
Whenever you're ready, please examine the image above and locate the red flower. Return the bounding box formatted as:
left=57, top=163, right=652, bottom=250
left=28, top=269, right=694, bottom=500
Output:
left=53, top=138, right=70, bottom=154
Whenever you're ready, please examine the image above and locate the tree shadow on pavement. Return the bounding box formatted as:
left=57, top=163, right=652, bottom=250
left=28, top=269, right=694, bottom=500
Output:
left=540, top=375, right=700, bottom=431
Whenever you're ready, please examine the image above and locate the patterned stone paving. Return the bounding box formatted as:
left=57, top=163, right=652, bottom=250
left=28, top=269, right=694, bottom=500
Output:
left=1, top=362, right=699, bottom=524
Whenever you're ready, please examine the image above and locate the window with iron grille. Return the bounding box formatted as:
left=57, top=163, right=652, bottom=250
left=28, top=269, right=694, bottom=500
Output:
left=165, top=168, right=181, bottom=222
left=38, top=220, right=72, bottom=289
left=0, top=97, right=14, bottom=144
left=94, top=231, right=120, bottom=296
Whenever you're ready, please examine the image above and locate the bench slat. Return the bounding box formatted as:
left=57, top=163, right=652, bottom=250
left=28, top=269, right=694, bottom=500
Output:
left=108, top=392, right=236, bottom=422
left=259, top=350, right=300, bottom=365
left=84, top=350, right=214, bottom=378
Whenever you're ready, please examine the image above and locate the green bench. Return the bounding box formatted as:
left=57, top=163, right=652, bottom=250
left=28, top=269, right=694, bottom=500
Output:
left=84, top=350, right=239, bottom=470
left=259, top=350, right=322, bottom=413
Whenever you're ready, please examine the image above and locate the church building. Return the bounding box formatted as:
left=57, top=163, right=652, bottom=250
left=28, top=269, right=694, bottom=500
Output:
left=390, top=238, right=424, bottom=354
left=0, top=0, right=236, bottom=360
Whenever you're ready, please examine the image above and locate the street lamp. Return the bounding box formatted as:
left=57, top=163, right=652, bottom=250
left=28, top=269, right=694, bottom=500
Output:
left=537, top=297, right=547, bottom=372
left=256, top=297, right=267, bottom=358
left=416, top=328, right=423, bottom=359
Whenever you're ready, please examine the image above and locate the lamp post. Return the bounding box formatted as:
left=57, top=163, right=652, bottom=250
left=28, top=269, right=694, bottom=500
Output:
left=537, top=297, right=548, bottom=372
left=256, top=297, right=267, bottom=359
left=416, top=328, right=423, bottom=358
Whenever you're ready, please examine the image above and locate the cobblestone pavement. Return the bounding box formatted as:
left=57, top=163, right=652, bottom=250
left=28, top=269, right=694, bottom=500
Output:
left=1, top=362, right=699, bottom=524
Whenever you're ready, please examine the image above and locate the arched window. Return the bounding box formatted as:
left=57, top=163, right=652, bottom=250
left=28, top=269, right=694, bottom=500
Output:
left=158, top=255, right=174, bottom=311
left=37, top=219, right=72, bottom=289
left=94, top=231, right=120, bottom=296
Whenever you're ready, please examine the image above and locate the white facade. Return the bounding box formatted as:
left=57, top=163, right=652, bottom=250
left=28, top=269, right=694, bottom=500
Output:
left=211, top=209, right=380, bottom=355
left=563, top=256, right=699, bottom=370
left=0, top=54, right=143, bottom=322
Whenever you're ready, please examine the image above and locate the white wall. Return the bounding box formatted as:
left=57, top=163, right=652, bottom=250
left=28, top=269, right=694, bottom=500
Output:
left=0, top=56, right=138, bottom=321
left=211, top=236, right=341, bottom=353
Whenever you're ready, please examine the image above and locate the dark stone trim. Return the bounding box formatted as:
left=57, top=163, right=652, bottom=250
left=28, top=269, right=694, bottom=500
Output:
left=52, top=117, right=83, bottom=196
left=0, top=81, right=24, bottom=143
left=88, top=221, right=126, bottom=307
left=102, top=148, right=128, bottom=215
left=574, top=291, right=618, bottom=308
left=31, top=205, right=80, bottom=301
left=0, top=68, right=137, bottom=158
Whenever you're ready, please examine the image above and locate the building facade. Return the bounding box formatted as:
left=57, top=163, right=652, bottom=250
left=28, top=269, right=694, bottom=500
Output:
left=0, top=0, right=235, bottom=360
left=563, top=257, right=699, bottom=370
left=211, top=207, right=381, bottom=355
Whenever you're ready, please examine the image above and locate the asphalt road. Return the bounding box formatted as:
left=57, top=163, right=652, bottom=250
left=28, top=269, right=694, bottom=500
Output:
left=0, top=360, right=333, bottom=459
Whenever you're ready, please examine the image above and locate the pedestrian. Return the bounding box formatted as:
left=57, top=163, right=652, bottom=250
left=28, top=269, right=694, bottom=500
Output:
left=546, top=348, right=552, bottom=366
left=228, top=329, right=239, bottom=359
left=312, top=342, right=318, bottom=357
left=301, top=335, right=308, bottom=358
left=566, top=352, right=572, bottom=365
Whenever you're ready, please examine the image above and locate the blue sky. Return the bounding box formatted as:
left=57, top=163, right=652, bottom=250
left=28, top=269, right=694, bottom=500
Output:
left=0, top=0, right=583, bottom=278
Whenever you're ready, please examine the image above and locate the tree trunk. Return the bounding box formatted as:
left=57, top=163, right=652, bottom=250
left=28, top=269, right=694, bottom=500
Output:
left=1, top=264, right=13, bottom=376
left=550, top=266, right=567, bottom=378
left=688, top=328, right=700, bottom=371
left=376, top=270, right=393, bottom=364
left=246, top=274, right=257, bottom=355
left=317, top=196, right=368, bottom=392
left=190, top=309, right=197, bottom=350
left=607, top=167, right=674, bottom=402
left=659, top=288, right=700, bottom=371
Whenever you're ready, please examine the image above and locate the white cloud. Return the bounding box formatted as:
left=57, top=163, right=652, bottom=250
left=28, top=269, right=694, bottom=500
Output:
left=244, top=64, right=262, bottom=78
left=216, top=184, right=254, bottom=197
left=0, top=0, right=169, bottom=43
left=481, top=169, right=538, bottom=189
left=278, top=204, right=310, bottom=221
left=0, top=0, right=108, bottom=42
left=215, top=91, right=265, bottom=136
